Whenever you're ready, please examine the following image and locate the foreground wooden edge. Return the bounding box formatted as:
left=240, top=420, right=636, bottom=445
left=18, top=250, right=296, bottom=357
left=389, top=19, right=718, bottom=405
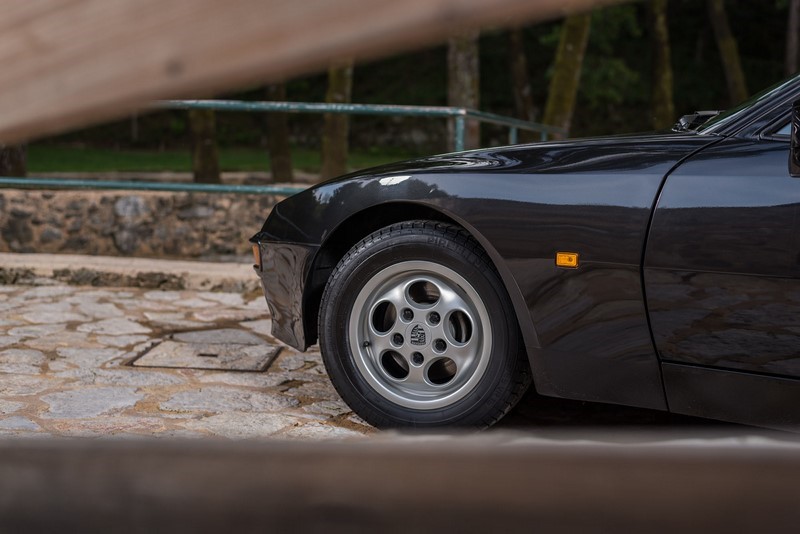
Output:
left=1, top=434, right=799, bottom=532
left=0, top=0, right=625, bottom=144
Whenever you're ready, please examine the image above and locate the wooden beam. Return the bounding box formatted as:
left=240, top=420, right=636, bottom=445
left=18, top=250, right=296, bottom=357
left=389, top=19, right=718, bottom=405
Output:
left=0, top=0, right=623, bottom=143
left=1, top=436, right=800, bottom=532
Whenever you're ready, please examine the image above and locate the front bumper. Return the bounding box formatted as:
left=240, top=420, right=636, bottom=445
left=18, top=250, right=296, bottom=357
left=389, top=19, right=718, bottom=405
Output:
left=253, top=241, right=318, bottom=351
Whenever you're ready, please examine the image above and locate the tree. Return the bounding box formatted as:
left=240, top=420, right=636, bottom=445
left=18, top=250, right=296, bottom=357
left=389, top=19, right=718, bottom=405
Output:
left=321, top=60, right=354, bottom=180
left=542, top=14, right=591, bottom=137
left=788, top=0, right=800, bottom=76
left=188, top=109, right=220, bottom=184
left=649, top=0, right=675, bottom=129
left=707, top=0, right=748, bottom=105
left=447, top=31, right=480, bottom=150
left=0, top=146, right=26, bottom=176
left=508, top=28, right=537, bottom=142
left=265, top=83, right=293, bottom=183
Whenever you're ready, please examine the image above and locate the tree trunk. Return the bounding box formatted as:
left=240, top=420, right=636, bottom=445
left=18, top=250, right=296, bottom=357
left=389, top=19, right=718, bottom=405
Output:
left=707, top=0, right=748, bottom=105
left=787, top=0, right=800, bottom=76
left=188, top=109, right=220, bottom=184
left=0, top=145, right=26, bottom=176
left=649, top=0, right=675, bottom=130
left=542, top=14, right=591, bottom=138
left=321, top=60, right=353, bottom=180
left=130, top=114, right=139, bottom=144
left=447, top=31, right=480, bottom=150
left=508, top=28, right=537, bottom=143
left=265, top=83, right=293, bottom=183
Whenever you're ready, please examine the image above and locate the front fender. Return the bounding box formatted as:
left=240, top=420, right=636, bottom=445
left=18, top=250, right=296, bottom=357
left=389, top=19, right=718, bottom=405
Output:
left=253, top=134, right=719, bottom=410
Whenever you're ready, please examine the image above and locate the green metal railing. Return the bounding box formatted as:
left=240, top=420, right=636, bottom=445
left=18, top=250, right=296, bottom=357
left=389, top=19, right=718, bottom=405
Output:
left=159, top=100, right=566, bottom=151
left=0, top=176, right=302, bottom=196
left=0, top=100, right=565, bottom=197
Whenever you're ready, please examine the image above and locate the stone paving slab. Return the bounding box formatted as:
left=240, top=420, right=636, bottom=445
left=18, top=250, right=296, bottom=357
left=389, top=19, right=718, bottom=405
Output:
left=0, top=282, right=374, bottom=440
left=132, top=336, right=280, bottom=372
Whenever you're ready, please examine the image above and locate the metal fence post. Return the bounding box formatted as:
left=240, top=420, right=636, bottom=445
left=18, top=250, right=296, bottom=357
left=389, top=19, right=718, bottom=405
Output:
left=454, top=115, right=466, bottom=152
left=509, top=127, right=518, bottom=145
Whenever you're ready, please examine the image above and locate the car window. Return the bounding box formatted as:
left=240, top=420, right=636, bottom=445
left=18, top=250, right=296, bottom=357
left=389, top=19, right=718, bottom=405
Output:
left=776, top=122, right=792, bottom=136
left=698, top=77, right=798, bottom=134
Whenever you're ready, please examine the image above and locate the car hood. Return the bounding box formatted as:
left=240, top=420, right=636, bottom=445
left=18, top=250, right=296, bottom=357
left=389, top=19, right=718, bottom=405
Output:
left=255, top=130, right=721, bottom=244
left=316, top=131, right=719, bottom=186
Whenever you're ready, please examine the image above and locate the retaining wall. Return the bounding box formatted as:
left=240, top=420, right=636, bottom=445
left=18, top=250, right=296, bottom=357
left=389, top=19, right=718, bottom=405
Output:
left=0, top=190, right=281, bottom=260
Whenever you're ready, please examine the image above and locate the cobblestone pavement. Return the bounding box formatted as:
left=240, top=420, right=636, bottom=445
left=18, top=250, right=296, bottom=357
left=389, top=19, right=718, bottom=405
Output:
left=0, top=283, right=373, bottom=440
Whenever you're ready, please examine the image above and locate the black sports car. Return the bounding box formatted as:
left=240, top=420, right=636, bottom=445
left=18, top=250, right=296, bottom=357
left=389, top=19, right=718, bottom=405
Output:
left=252, top=73, right=800, bottom=429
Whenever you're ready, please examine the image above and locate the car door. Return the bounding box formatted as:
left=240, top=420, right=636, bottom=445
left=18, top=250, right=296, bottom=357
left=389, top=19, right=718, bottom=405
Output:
left=643, top=118, right=800, bottom=425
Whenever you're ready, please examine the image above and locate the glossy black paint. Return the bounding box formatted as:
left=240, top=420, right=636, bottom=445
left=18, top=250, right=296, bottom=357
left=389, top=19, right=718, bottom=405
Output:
left=255, top=133, right=718, bottom=412
left=644, top=139, right=800, bottom=379
left=254, top=242, right=317, bottom=349
left=663, top=363, right=800, bottom=430
left=253, top=73, right=800, bottom=428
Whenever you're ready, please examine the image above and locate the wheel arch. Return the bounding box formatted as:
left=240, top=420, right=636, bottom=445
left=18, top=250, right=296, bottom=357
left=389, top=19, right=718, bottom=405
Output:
left=301, top=201, right=541, bottom=375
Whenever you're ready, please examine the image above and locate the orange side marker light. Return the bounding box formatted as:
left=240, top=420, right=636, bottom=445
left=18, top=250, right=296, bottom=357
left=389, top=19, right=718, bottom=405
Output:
left=555, top=252, right=579, bottom=269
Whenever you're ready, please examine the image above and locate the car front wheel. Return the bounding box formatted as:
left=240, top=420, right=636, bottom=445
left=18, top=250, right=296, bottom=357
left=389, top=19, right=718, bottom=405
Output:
left=318, top=221, right=530, bottom=428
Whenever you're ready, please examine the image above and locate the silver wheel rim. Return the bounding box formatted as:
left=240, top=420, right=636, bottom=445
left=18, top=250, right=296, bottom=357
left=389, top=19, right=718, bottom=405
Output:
left=348, top=260, right=492, bottom=410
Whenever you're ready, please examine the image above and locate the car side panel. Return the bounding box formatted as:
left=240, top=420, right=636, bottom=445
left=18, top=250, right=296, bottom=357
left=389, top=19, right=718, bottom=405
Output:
left=663, top=363, right=800, bottom=429
left=645, top=139, right=800, bottom=377
left=644, top=137, right=800, bottom=427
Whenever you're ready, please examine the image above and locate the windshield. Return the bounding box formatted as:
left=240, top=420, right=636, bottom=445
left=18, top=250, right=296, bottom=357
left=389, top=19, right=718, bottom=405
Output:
left=697, top=74, right=800, bottom=134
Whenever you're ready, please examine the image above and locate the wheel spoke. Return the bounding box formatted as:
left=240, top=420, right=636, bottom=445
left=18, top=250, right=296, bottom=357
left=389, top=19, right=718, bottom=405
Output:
left=404, top=363, right=428, bottom=387
left=437, top=285, right=472, bottom=316
left=366, top=332, right=393, bottom=358
left=446, top=341, right=477, bottom=369
left=375, top=285, right=410, bottom=315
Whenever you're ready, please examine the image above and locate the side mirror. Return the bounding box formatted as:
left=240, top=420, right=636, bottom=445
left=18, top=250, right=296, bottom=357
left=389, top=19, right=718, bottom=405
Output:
left=791, top=100, right=800, bottom=177
left=672, top=111, right=719, bottom=132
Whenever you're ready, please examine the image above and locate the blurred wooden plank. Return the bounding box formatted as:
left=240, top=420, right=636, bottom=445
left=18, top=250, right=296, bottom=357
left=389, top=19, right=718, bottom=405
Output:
left=1, top=436, right=800, bottom=533
left=0, top=0, right=623, bottom=143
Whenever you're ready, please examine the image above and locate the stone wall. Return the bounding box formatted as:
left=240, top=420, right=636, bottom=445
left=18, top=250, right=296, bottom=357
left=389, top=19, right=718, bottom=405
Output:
left=0, top=190, right=280, bottom=260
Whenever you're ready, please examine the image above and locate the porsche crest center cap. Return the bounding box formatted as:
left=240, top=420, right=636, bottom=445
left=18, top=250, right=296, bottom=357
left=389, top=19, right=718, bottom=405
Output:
left=409, top=324, right=428, bottom=346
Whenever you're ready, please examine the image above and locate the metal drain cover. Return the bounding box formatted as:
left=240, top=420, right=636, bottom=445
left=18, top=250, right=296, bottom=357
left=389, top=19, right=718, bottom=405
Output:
left=132, top=328, right=281, bottom=371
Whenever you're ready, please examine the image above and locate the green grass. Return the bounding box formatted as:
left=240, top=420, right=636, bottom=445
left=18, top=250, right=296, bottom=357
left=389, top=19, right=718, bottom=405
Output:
left=27, top=145, right=424, bottom=174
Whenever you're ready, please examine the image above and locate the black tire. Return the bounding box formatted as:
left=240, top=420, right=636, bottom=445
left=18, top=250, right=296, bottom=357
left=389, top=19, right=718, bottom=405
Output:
left=318, top=220, right=530, bottom=428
